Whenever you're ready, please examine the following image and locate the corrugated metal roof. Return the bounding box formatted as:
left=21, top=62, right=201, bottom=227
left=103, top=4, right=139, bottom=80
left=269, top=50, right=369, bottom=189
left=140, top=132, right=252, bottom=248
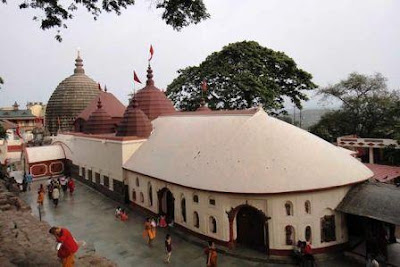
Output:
left=336, top=182, right=400, bottom=225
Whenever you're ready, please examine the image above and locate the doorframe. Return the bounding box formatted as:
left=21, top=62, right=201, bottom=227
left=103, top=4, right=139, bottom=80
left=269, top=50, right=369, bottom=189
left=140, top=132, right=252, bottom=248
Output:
left=226, top=204, right=270, bottom=253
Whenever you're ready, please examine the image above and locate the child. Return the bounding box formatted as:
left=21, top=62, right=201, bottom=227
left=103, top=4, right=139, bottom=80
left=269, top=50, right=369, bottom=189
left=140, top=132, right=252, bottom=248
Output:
left=164, top=234, right=172, bottom=264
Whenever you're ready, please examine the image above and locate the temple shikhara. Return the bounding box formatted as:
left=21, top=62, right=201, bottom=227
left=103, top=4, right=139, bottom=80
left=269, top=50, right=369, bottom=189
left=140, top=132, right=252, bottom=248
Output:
left=16, top=52, right=399, bottom=260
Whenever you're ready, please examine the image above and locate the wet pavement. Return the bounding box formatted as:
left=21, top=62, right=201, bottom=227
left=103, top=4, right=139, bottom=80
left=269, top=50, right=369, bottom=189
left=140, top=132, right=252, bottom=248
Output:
left=20, top=180, right=363, bottom=267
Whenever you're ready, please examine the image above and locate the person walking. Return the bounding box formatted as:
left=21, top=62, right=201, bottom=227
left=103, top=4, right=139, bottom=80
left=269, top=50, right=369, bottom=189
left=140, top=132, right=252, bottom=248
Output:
left=49, top=226, right=79, bottom=267
left=26, top=173, right=33, bottom=191
left=164, top=234, right=172, bottom=264
left=37, top=184, right=45, bottom=205
left=68, top=178, right=75, bottom=195
left=204, top=241, right=217, bottom=267
left=52, top=186, right=60, bottom=207
left=143, top=218, right=155, bottom=247
left=60, top=176, right=68, bottom=192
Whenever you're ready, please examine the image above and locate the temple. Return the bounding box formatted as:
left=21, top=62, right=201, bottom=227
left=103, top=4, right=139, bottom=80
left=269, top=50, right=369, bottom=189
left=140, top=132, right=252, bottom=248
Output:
left=34, top=54, right=389, bottom=258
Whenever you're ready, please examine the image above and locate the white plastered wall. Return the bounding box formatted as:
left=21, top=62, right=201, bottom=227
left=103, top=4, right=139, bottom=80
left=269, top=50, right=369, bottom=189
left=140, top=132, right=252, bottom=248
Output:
left=126, top=170, right=351, bottom=251
left=53, top=134, right=145, bottom=190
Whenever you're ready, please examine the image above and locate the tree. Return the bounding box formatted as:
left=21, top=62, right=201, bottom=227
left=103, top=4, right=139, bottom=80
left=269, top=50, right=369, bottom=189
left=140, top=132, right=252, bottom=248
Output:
left=3, top=0, right=209, bottom=41
left=0, top=77, right=3, bottom=90
left=166, top=41, right=316, bottom=114
left=310, top=72, right=400, bottom=142
left=0, top=124, right=6, bottom=139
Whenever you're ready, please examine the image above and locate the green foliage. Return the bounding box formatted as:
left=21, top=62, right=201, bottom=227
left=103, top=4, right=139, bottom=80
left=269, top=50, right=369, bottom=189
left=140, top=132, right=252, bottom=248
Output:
left=382, top=146, right=400, bottom=166
left=4, top=0, right=209, bottom=41
left=0, top=124, right=6, bottom=139
left=166, top=41, right=316, bottom=114
left=310, top=72, right=400, bottom=142
left=157, top=0, right=210, bottom=31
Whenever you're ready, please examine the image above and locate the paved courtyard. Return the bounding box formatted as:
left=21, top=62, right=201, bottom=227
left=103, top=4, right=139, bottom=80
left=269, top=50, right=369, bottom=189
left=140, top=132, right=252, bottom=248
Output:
left=20, top=180, right=363, bottom=267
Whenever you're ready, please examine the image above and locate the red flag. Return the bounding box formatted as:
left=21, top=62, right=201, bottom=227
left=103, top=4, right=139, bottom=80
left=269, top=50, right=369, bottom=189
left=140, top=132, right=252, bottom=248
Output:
left=149, top=45, right=154, bottom=61
left=133, top=71, right=142, bottom=84
left=201, top=79, right=208, bottom=92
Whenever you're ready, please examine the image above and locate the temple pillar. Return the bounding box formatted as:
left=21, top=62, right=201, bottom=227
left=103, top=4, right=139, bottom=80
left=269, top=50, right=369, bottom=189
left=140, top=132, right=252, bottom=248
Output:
left=369, top=147, right=374, bottom=164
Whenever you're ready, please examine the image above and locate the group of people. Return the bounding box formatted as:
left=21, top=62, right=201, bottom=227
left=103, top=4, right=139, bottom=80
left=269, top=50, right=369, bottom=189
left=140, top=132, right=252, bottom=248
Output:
left=141, top=215, right=217, bottom=266
left=37, top=176, right=75, bottom=207
left=293, top=241, right=314, bottom=267
left=115, top=206, right=128, bottom=221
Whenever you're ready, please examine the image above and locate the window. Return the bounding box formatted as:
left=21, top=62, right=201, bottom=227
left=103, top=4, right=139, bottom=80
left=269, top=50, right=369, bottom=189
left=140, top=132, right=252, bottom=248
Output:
left=136, top=177, right=139, bottom=187
left=181, top=196, right=186, bottom=222
left=209, top=198, right=216, bottom=206
left=140, top=192, right=144, bottom=203
left=95, top=172, right=100, bottom=184
left=305, top=200, right=311, bottom=214
left=132, top=190, right=136, bottom=201
left=285, top=225, right=295, bottom=245
left=321, top=215, right=336, bottom=242
left=193, top=212, right=199, bottom=228
left=148, top=182, right=153, bottom=206
left=103, top=176, right=109, bottom=188
left=305, top=226, right=312, bottom=242
left=285, top=201, right=293, bottom=216
left=88, top=170, right=93, bottom=182
left=82, top=167, right=86, bottom=179
left=193, top=194, right=199, bottom=203
left=209, top=216, right=217, bottom=233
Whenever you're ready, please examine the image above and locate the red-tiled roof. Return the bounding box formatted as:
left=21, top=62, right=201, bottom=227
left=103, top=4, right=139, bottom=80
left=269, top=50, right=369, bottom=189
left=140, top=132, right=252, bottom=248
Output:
left=76, top=91, right=125, bottom=121
left=364, top=163, right=400, bottom=182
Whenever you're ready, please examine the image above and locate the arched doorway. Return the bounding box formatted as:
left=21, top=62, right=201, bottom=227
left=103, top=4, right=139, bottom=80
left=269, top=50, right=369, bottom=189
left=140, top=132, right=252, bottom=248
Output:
left=158, top=188, right=175, bottom=223
left=234, top=205, right=268, bottom=253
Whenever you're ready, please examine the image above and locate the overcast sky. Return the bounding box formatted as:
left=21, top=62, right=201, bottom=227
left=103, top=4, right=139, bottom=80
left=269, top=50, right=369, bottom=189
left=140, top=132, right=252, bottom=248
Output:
left=0, top=0, right=399, bottom=110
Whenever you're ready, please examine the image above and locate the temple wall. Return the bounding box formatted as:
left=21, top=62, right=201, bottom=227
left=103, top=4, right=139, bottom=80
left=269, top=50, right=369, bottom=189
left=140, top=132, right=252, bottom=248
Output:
left=53, top=134, right=144, bottom=198
left=125, top=169, right=351, bottom=255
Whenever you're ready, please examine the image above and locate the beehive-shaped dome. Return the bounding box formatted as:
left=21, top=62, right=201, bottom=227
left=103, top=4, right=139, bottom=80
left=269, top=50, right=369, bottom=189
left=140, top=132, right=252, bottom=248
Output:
left=116, top=97, right=153, bottom=137
left=45, top=53, right=100, bottom=135
left=135, top=66, right=176, bottom=120
left=84, top=98, right=116, bottom=134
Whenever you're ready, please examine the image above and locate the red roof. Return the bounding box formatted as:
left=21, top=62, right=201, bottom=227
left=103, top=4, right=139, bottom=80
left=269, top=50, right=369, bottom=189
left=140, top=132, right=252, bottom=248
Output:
left=364, top=163, right=400, bottom=182
left=116, top=98, right=153, bottom=137
left=76, top=91, right=125, bottom=121
left=135, top=66, right=176, bottom=120
left=84, top=98, right=116, bottom=134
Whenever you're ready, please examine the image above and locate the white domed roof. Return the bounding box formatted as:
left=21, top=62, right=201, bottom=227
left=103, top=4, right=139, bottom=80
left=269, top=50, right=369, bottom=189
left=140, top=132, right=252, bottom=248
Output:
left=123, top=108, right=373, bottom=193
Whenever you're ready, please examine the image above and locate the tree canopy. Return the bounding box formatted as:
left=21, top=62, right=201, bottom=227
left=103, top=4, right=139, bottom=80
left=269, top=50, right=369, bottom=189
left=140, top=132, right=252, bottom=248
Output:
left=166, top=41, right=316, bottom=114
left=3, top=0, right=209, bottom=41
left=0, top=124, right=6, bottom=139
left=309, top=72, right=400, bottom=142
